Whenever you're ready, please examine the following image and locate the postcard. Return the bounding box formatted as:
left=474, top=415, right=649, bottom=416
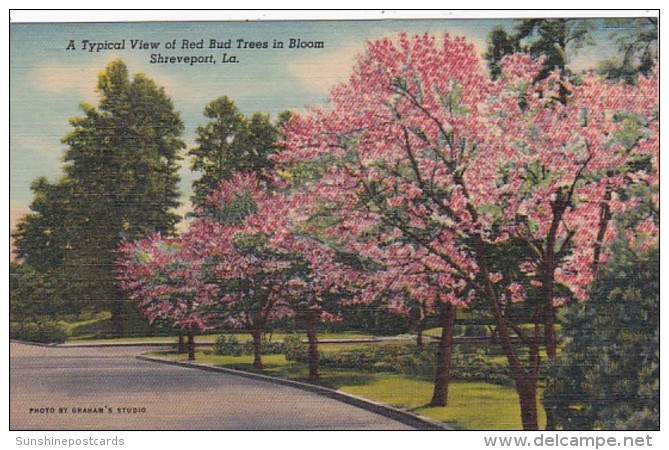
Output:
left=9, top=11, right=659, bottom=436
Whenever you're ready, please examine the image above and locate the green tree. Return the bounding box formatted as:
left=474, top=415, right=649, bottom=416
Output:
left=543, top=243, right=659, bottom=430
left=485, top=19, right=593, bottom=82
left=13, top=177, right=74, bottom=272
left=10, top=262, right=51, bottom=321
left=485, top=27, right=520, bottom=79
left=13, top=60, right=185, bottom=336
left=189, top=96, right=247, bottom=206
left=189, top=96, right=283, bottom=208
left=598, top=18, right=658, bottom=84
left=12, top=178, right=88, bottom=316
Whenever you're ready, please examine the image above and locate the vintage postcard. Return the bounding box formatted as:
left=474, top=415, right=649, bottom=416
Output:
left=9, top=10, right=659, bottom=437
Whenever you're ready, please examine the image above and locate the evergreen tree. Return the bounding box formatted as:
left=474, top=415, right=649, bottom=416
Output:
left=485, top=19, right=593, bottom=82
left=189, top=96, right=282, bottom=209
left=598, top=18, right=658, bottom=84
left=543, top=243, right=659, bottom=430
left=13, top=177, right=75, bottom=273
left=485, top=27, right=520, bottom=79
left=189, top=96, right=247, bottom=207
left=13, top=60, right=184, bottom=336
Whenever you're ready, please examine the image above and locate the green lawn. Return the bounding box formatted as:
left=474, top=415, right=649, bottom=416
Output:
left=342, top=377, right=546, bottom=430
left=67, top=330, right=390, bottom=344
left=62, top=311, right=112, bottom=337
left=155, top=349, right=545, bottom=430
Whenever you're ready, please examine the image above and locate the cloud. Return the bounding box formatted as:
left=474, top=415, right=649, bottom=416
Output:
left=31, top=62, right=100, bottom=103
left=287, top=43, right=362, bottom=94
left=29, top=53, right=189, bottom=105
left=287, top=31, right=490, bottom=96
left=12, top=134, right=66, bottom=161
left=10, top=203, right=28, bottom=232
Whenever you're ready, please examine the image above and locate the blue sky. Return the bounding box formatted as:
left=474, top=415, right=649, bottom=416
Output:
left=10, top=18, right=619, bottom=227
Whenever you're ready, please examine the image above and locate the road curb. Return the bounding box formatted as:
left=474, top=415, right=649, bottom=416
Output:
left=59, top=342, right=185, bottom=348
left=137, top=354, right=455, bottom=431
left=9, top=339, right=59, bottom=348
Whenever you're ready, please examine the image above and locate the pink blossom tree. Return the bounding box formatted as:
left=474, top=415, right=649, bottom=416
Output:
left=116, top=234, right=218, bottom=360
left=187, top=173, right=350, bottom=377
left=277, top=33, right=492, bottom=410
left=182, top=174, right=290, bottom=369
left=278, top=33, right=658, bottom=429
left=488, top=58, right=658, bottom=429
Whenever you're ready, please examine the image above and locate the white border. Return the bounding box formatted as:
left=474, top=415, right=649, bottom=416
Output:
left=4, top=6, right=665, bottom=450
left=9, top=9, right=660, bottom=23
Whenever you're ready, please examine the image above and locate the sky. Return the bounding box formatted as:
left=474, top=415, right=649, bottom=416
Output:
left=9, top=17, right=622, bottom=229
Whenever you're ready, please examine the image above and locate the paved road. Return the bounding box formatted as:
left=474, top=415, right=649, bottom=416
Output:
left=10, top=342, right=413, bottom=430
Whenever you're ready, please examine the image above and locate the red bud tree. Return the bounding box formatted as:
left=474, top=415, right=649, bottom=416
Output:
left=278, top=33, right=658, bottom=429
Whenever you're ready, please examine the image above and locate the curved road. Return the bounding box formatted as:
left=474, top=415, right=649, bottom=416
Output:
left=10, top=342, right=413, bottom=430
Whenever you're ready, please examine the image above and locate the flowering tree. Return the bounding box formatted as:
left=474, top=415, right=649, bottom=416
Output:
left=278, top=33, right=658, bottom=429
left=117, top=234, right=218, bottom=360
left=187, top=173, right=350, bottom=377
left=486, top=55, right=658, bottom=430
left=278, top=33, right=492, bottom=409
left=491, top=61, right=659, bottom=360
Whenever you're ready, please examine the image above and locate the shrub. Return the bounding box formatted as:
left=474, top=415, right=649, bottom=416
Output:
left=316, top=343, right=514, bottom=385
left=213, top=335, right=243, bottom=356
left=543, top=245, right=659, bottom=430
left=261, top=340, right=284, bottom=355
left=10, top=320, right=69, bottom=344
left=283, top=334, right=308, bottom=362
left=215, top=334, right=285, bottom=356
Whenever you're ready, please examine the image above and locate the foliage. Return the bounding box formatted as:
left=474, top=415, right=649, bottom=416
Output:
left=278, top=32, right=658, bottom=429
left=485, top=18, right=658, bottom=86
left=10, top=319, right=70, bottom=344
left=13, top=60, right=185, bottom=335
left=10, top=262, right=55, bottom=321
left=485, top=19, right=593, bottom=81
left=213, top=335, right=284, bottom=356
left=247, top=339, right=283, bottom=355
left=117, top=233, right=218, bottom=333
left=543, top=244, right=659, bottom=430
left=213, top=335, right=244, bottom=356
left=316, top=344, right=513, bottom=385
left=189, top=96, right=284, bottom=208
left=598, top=18, right=658, bottom=83
left=282, top=334, right=309, bottom=362
left=12, top=179, right=75, bottom=273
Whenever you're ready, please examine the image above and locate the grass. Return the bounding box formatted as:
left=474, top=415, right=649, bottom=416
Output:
left=342, top=377, right=546, bottom=430
left=62, top=311, right=112, bottom=336
left=67, top=330, right=389, bottom=344
left=154, top=348, right=546, bottom=430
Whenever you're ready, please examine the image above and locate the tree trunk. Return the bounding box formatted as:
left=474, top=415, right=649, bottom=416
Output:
left=187, top=329, right=196, bottom=361
left=177, top=330, right=186, bottom=354
left=542, top=268, right=558, bottom=360
left=517, top=377, right=540, bottom=431
left=416, top=319, right=424, bottom=347
left=476, top=239, right=540, bottom=430
left=110, top=300, right=124, bottom=338
left=305, top=315, right=320, bottom=381
left=544, top=307, right=557, bottom=431
left=543, top=271, right=558, bottom=430
left=251, top=328, right=264, bottom=370
left=429, top=303, right=457, bottom=407
left=542, top=197, right=564, bottom=431
left=592, top=185, right=612, bottom=276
